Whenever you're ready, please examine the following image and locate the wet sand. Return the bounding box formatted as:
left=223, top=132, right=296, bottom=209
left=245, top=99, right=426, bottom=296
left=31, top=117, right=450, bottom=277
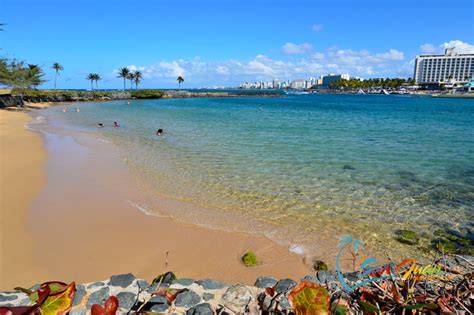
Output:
left=1, top=106, right=311, bottom=290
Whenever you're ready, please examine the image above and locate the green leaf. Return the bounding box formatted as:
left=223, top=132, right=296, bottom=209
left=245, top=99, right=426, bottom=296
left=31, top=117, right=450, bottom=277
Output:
left=39, top=282, right=76, bottom=315
left=358, top=300, right=379, bottom=314
left=402, top=303, right=438, bottom=310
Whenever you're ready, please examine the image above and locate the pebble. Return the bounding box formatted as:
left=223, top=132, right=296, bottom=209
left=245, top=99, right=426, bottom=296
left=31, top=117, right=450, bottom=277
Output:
left=221, top=284, right=253, bottom=310
left=274, top=278, right=297, bottom=293
left=254, top=276, right=278, bottom=288
left=86, top=287, right=109, bottom=308
left=109, top=273, right=135, bottom=288
left=196, top=279, right=227, bottom=290
left=175, top=290, right=201, bottom=308
left=186, top=303, right=214, bottom=315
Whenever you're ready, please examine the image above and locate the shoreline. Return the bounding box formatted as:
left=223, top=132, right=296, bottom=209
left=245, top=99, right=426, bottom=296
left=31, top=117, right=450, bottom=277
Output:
left=0, top=105, right=313, bottom=291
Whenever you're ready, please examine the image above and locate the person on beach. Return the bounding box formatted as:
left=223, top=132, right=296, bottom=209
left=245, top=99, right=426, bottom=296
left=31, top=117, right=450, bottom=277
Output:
left=97, top=123, right=104, bottom=128
left=113, top=121, right=120, bottom=127
left=156, top=128, right=163, bottom=135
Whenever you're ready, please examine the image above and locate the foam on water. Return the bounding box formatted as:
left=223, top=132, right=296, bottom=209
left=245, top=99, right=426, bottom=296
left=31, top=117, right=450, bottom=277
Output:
left=33, top=96, right=474, bottom=259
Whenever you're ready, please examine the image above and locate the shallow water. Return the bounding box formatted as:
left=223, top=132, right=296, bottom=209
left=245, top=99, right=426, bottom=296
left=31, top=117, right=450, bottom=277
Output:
left=32, top=94, right=474, bottom=260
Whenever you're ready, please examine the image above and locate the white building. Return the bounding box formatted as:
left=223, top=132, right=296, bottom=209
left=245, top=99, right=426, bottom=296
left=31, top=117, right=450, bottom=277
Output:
left=290, top=79, right=306, bottom=89
left=414, top=48, right=474, bottom=87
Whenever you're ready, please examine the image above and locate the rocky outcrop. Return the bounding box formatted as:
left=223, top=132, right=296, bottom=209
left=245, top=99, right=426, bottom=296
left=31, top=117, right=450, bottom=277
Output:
left=0, top=95, right=24, bottom=108
left=21, top=91, right=131, bottom=103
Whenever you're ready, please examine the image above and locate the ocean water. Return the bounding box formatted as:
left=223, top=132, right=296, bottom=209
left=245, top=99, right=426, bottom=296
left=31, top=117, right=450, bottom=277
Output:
left=34, top=94, right=474, bottom=259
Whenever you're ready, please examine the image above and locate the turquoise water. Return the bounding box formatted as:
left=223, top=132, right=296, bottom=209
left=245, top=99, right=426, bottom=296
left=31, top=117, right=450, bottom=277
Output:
left=36, top=94, right=474, bottom=258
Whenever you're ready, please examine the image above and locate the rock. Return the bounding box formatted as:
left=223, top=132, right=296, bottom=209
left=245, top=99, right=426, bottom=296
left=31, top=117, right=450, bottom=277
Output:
left=117, top=292, right=136, bottom=311
left=72, top=284, right=86, bottom=306
left=316, top=271, right=338, bottom=283
left=86, top=287, right=110, bottom=308
left=0, top=294, right=17, bottom=302
left=254, top=276, right=278, bottom=288
left=147, top=302, right=169, bottom=313
left=241, top=251, right=258, bottom=267
left=312, top=260, right=328, bottom=271
left=87, top=282, right=105, bottom=289
left=396, top=229, right=420, bottom=245
left=141, top=295, right=170, bottom=312
left=202, top=293, right=214, bottom=301
left=109, top=273, right=136, bottom=288
left=274, top=279, right=297, bottom=293
left=149, top=295, right=168, bottom=304
left=70, top=310, right=86, bottom=315
left=221, top=284, right=253, bottom=310
left=277, top=296, right=291, bottom=311
left=175, top=278, right=195, bottom=286
left=186, top=303, right=214, bottom=315
left=175, top=290, right=201, bottom=308
left=137, top=279, right=150, bottom=290
left=196, top=279, right=226, bottom=290
left=343, top=164, right=355, bottom=170
left=29, top=284, right=40, bottom=291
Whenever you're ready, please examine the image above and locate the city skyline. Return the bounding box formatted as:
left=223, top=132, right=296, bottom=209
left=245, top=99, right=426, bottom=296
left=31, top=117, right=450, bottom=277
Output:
left=1, top=0, right=473, bottom=89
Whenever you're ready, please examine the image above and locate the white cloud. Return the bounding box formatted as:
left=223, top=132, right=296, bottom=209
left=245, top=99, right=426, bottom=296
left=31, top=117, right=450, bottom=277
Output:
left=282, top=42, right=313, bottom=54
left=441, top=40, right=474, bottom=54
left=420, top=43, right=436, bottom=53
left=311, top=24, right=323, bottom=32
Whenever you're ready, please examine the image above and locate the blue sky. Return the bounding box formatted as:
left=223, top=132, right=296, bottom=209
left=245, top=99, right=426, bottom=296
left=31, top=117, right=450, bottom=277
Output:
left=1, top=0, right=473, bottom=89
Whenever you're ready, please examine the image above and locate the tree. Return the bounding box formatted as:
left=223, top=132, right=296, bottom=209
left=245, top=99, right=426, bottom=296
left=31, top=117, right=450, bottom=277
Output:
left=117, top=67, right=130, bottom=91
left=133, top=71, right=143, bottom=90
left=127, top=72, right=135, bottom=90
left=86, top=73, right=95, bottom=91
left=27, top=64, right=46, bottom=89
left=177, top=76, right=184, bottom=89
left=0, top=58, right=47, bottom=88
left=52, top=63, right=63, bottom=90
left=93, top=73, right=101, bottom=90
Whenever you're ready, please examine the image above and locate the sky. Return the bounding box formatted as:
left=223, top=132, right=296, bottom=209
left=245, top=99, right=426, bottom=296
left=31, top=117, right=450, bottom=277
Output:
left=1, top=0, right=473, bottom=89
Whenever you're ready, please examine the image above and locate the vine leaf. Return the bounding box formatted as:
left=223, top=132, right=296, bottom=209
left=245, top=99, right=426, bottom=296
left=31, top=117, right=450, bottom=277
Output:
left=288, top=281, right=330, bottom=315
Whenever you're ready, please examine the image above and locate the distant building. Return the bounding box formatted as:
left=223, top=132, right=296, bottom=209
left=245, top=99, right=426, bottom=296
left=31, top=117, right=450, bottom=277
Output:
left=414, top=49, right=474, bottom=88
left=320, top=73, right=350, bottom=88
left=290, top=79, right=306, bottom=89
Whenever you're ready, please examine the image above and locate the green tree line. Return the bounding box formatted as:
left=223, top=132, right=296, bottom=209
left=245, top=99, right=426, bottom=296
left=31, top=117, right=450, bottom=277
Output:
left=0, top=58, right=46, bottom=88
left=329, top=77, right=416, bottom=90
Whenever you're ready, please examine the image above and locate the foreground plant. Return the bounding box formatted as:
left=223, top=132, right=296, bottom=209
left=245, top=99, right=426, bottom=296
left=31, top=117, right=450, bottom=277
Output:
left=91, top=296, right=118, bottom=315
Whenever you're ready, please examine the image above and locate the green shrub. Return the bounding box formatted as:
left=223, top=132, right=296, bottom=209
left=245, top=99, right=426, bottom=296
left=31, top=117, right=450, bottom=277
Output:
left=241, top=251, right=258, bottom=267
left=131, top=89, right=163, bottom=99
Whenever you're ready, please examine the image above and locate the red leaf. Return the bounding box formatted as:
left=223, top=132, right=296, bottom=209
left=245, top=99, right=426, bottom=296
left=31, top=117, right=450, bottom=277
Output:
left=265, top=287, right=275, bottom=297
left=91, top=304, right=107, bottom=315
left=91, top=296, right=119, bottom=315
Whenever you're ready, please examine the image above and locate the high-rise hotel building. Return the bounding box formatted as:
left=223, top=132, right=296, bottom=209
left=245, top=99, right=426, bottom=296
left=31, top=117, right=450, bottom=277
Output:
left=414, top=49, right=474, bottom=87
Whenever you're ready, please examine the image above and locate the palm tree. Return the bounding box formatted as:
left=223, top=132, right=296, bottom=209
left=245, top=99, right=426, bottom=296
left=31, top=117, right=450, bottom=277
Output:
left=133, top=71, right=143, bottom=90
left=86, top=73, right=95, bottom=91
left=93, top=73, right=101, bottom=90
left=177, top=76, right=184, bottom=89
left=117, top=67, right=130, bottom=91
left=127, top=72, right=135, bottom=91
left=52, top=63, right=63, bottom=90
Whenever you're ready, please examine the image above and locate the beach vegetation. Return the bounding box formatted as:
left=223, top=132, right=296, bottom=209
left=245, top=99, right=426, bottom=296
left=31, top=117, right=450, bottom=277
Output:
left=133, top=71, right=143, bottom=90
left=127, top=72, right=135, bottom=90
left=131, top=89, right=163, bottom=99
left=288, top=281, right=330, bottom=315
left=241, top=251, right=258, bottom=267
left=329, top=77, right=415, bottom=90
left=117, top=67, right=130, bottom=91
left=91, top=295, right=119, bottom=315
left=52, top=62, right=63, bottom=90
left=177, top=76, right=184, bottom=89
left=312, top=260, right=328, bottom=272
left=0, top=58, right=47, bottom=88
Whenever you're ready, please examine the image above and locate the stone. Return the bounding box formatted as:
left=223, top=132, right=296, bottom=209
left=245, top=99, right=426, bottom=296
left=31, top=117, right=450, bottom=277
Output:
left=142, top=295, right=169, bottom=312
left=117, top=292, right=136, bottom=311
left=137, top=279, right=150, bottom=290
left=221, top=284, right=253, bottom=310
left=241, top=251, right=258, bottom=267
left=70, top=310, right=86, bottom=315
left=186, top=303, right=214, bottom=315
left=87, top=282, right=105, bottom=289
left=343, top=164, right=355, bottom=170
left=196, top=279, right=226, bottom=290
left=312, top=260, right=328, bottom=272
left=202, top=293, right=214, bottom=301
left=148, top=303, right=170, bottom=313
left=174, top=290, right=201, bottom=308
left=86, top=287, right=110, bottom=308
left=277, top=296, right=291, bottom=311
left=29, top=284, right=40, bottom=291
left=0, top=294, right=17, bottom=302
left=109, top=273, right=136, bottom=288
left=175, top=278, right=195, bottom=286
left=274, top=279, right=297, bottom=293
left=396, top=229, right=420, bottom=245
left=254, top=276, right=278, bottom=288
left=72, top=284, right=86, bottom=306
left=316, top=271, right=338, bottom=283
left=148, top=295, right=168, bottom=304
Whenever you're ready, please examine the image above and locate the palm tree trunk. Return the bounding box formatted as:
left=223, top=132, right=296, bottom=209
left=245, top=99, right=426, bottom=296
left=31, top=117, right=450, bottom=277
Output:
left=91, top=81, right=93, bottom=91
left=96, top=80, right=98, bottom=90
left=130, top=79, right=133, bottom=91
left=54, top=71, right=57, bottom=89
left=123, top=79, right=126, bottom=91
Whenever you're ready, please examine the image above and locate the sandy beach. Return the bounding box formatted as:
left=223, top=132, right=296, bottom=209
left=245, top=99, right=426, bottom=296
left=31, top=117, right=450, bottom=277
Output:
left=0, top=105, right=310, bottom=291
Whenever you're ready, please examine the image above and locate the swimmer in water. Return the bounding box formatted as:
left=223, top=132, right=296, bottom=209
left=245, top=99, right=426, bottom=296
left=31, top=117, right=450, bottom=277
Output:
left=113, top=121, right=120, bottom=127
left=62, top=107, right=67, bottom=112
left=156, top=128, right=163, bottom=136
left=75, top=107, right=80, bottom=113
left=127, top=101, right=131, bottom=105
left=97, top=123, right=104, bottom=128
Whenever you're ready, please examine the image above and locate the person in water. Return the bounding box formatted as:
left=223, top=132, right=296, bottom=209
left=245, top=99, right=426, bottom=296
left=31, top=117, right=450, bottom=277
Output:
left=156, top=128, right=163, bottom=135
left=97, top=123, right=104, bottom=128
left=75, top=107, right=80, bottom=113
left=113, top=121, right=120, bottom=127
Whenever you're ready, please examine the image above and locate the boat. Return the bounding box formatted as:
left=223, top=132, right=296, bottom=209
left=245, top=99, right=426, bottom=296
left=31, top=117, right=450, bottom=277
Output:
left=357, top=89, right=365, bottom=94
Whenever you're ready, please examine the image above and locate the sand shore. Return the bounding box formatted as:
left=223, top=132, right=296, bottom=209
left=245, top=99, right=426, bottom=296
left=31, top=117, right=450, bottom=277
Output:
left=0, top=105, right=310, bottom=291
